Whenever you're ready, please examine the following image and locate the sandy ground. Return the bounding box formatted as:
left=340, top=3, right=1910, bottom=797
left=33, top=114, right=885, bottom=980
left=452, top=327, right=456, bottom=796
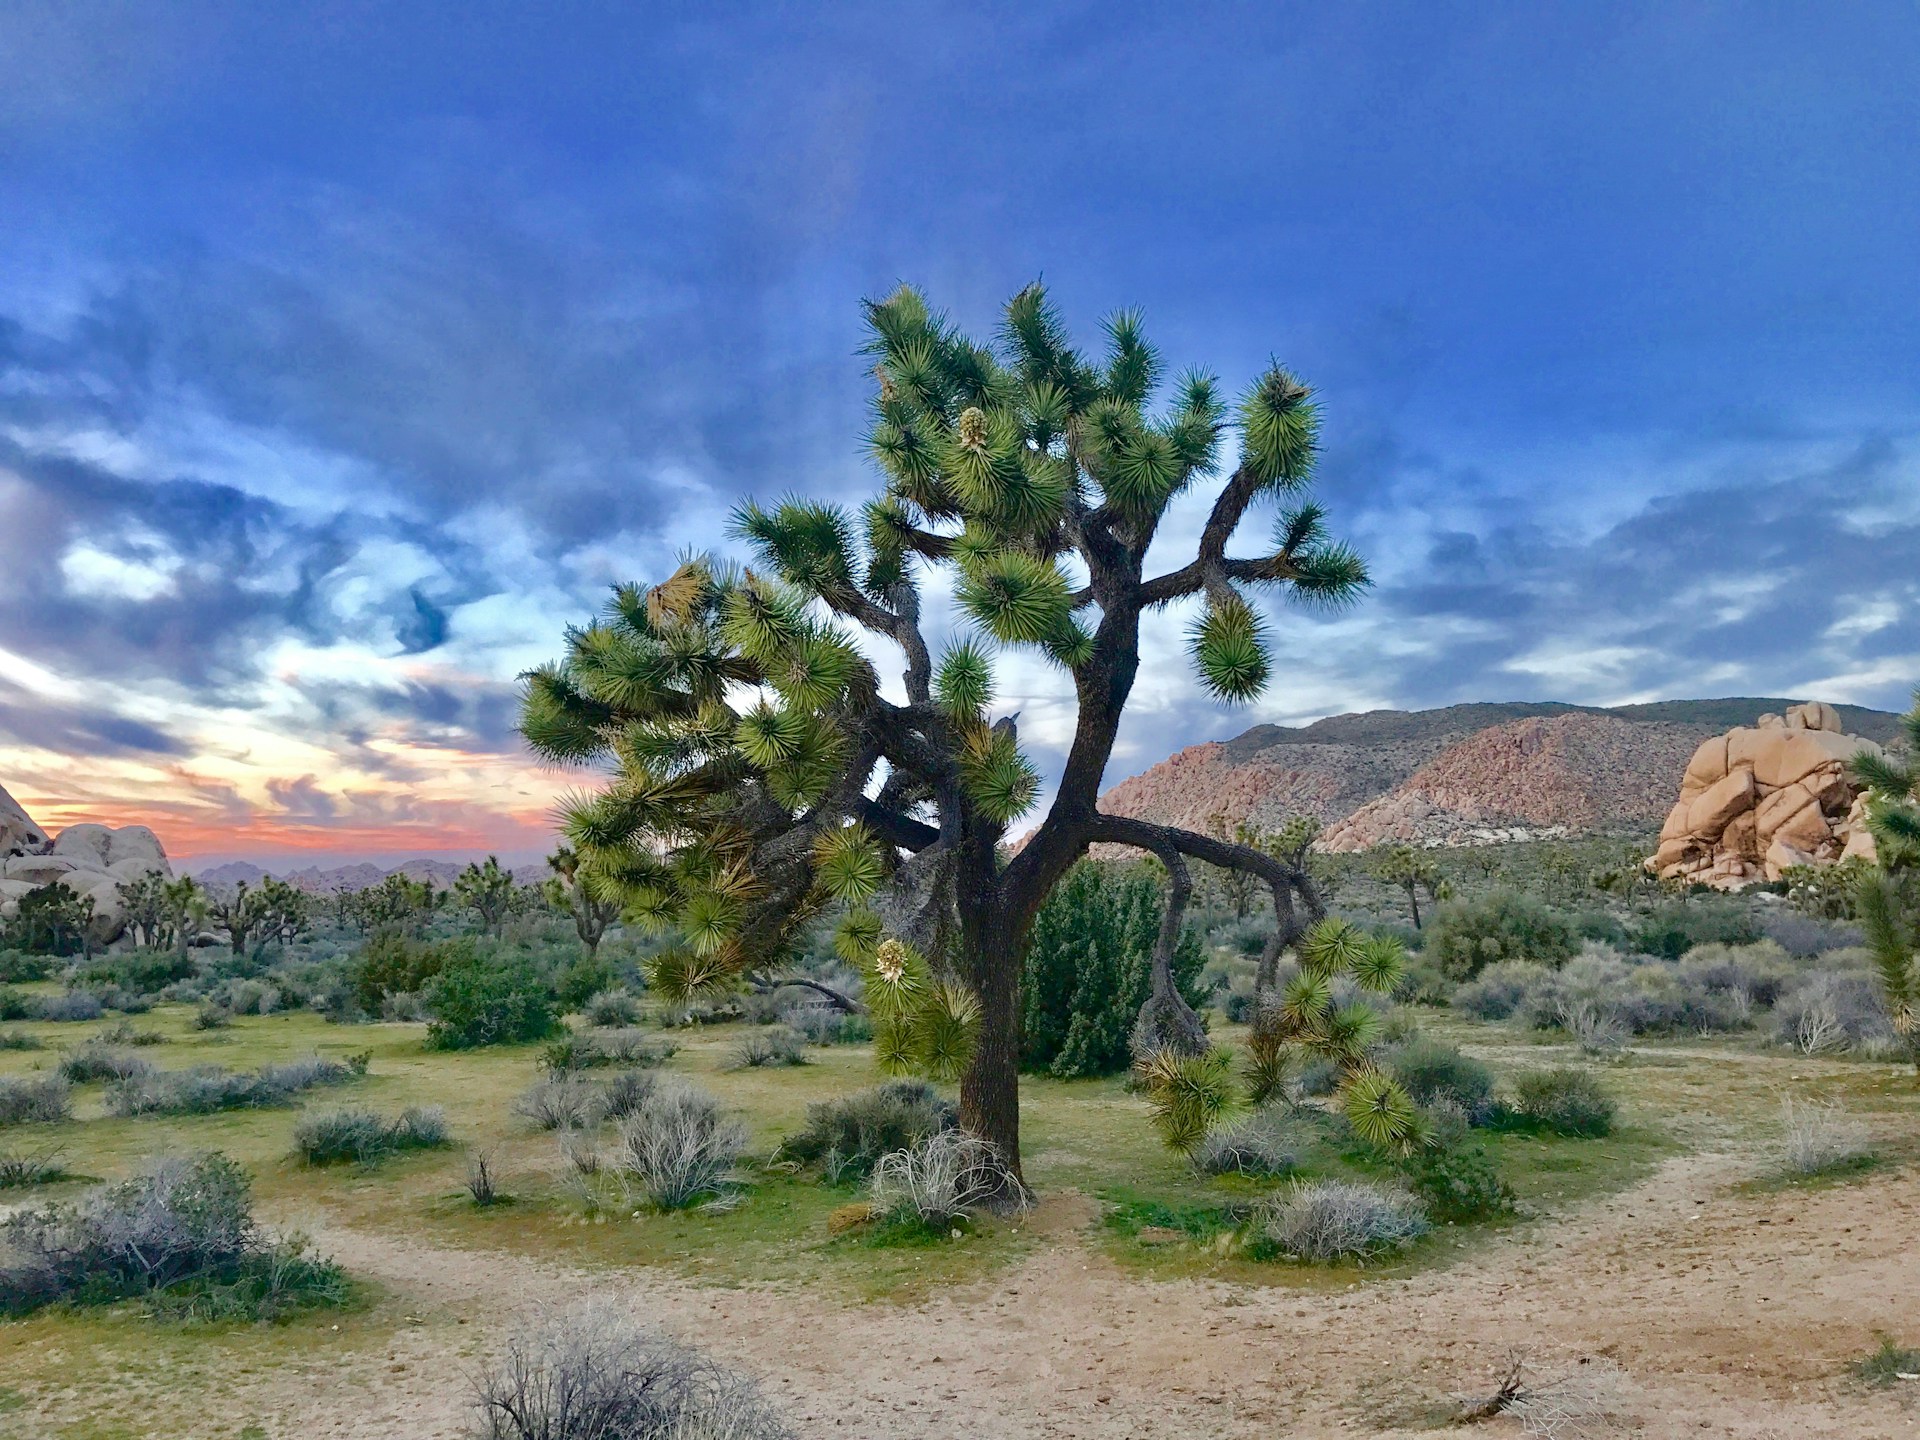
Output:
left=176, top=1144, right=1919, bottom=1440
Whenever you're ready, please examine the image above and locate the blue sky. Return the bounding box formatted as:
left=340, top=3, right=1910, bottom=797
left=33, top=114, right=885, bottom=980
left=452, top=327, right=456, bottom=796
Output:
left=1, top=2, right=1916, bottom=862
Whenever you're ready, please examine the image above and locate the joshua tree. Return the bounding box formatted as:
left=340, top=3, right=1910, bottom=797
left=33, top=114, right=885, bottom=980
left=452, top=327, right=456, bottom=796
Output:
left=520, top=283, right=1416, bottom=1179
left=1368, top=842, right=1444, bottom=929
left=1852, top=689, right=1920, bottom=1074
left=544, top=845, right=624, bottom=959
left=206, top=880, right=270, bottom=958
left=455, top=857, right=518, bottom=938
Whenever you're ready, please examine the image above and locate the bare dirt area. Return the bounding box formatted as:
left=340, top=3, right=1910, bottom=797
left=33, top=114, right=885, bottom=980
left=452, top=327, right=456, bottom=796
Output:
left=177, top=1143, right=1911, bottom=1440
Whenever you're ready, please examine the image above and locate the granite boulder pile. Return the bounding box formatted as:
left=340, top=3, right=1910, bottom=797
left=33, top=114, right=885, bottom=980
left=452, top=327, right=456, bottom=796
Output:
left=1650, top=702, right=1881, bottom=889
left=0, top=784, right=173, bottom=943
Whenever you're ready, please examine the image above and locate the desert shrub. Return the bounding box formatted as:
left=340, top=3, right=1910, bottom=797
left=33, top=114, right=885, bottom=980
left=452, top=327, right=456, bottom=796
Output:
left=542, top=1028, right=675, bottom=1073
left=777, top=1079, right=956, bottom=1183
left=58, top=1042, right=156, bottom=1084
left=1853, top=1335, right=1920, bottom=1390
left=1192, top=1109, right=1301, bottom=1177
left=1294, top=1055, right=1340, bottom=1097
left=423, top=942, right=558, bottom=1050
left=616, top=1082, right=746, bottom=1211
left=76, top=950, right=196, bottom=994
left=728, top=1026, right=807, bottom=1070
left=0, top=1029, right=43, bottom=1050
left=217, top=979, right=277, bottom=1016
left=555, top=953, right=617, bottom=1014
left=1775, top=971, right=1893, bottom=1055
left=1424, top=890, right=1576, bottom=980
left=100, top=1018, right=167, bottom=1047
left=1677, top=940, right=1795, bottom=1008
left=869, top=1131, right=1014, bottom=1228
left=0, top=1151, right=348, bottom=1320
left=1252, top=1179, right=1428, bottom=1261
left=0, top=1074, right=71, bottom=1126
left=192, top=1002, right=234, bottom=1031
left=1399, top=1139, right=1516, bottom=1222
left=34, top=991, right=105, bottom=1023
left=1778, top=1095, right=1873, bottom=1177
left=595, top=1069, right=662, bottom=1124
left=465, top=1151, right=503, bottom=1207
left=1568, top=908, right=1630, bottom=947
left=1631, top=900, right=1760, bottom=960
left=471, top=1298, right=793, bottom=1440
left=781, top=1005, right=872, bottom=1046
left=1393, top=952, right=1456, bottom=1006
left=1020, top=860, right=1208, bottom=1078
left=515, top=1074, right=600, bottom=1131
left=350, top=933, right=447, bottom=1013
left=294, top=1105, right=449, bottom=1165
left=1509, top=1067, right=1615, bottom=1137
left=1387, top=1038, right=1495, bottom=1123
left=582, top=989, right=640, bottom=1028
left=1609, top=965, right=1749, bottom=1035
left=1759, top=909, right=1861, bottom=958
left=109, top=1056, right=360, bottom=1117
left=0, top=1147, right=69, bottom=1189
left=0, top=950, right=54, bottom=983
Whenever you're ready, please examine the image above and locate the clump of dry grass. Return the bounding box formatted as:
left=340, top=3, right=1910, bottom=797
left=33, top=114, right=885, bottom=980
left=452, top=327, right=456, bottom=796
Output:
left=1778, top=1095, right=1873, bottom=1177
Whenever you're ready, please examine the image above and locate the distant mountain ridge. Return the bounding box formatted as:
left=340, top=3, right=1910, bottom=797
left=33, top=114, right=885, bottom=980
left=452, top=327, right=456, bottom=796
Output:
left=1100, top=697, right=1904, bottom=851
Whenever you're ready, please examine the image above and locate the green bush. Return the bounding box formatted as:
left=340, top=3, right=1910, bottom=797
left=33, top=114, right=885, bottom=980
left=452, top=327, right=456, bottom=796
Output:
left=421, top=941, right=558, bottom=1050
left=555, top=953, right=616, bottom=1013
left=1400, top=1139, right=1516, bottom=1222
left=1424, top=889, right=1577, bottom=980
left=350, top=933, right=448, bottom=1013
left=1020, top=860, right=1208, bottom=1078
left=1510, top=1067, right=1616, bottom=1137
left=1631, top=901, right=1762, bottom=960
left=777, top=1079, right=956, bottom=1183
left=0, top=951, right=54, bottom=983
left=0, top=1152, right=349, bottom=1320
left=1388, top=1038, right=1495, bottom=1123
left=293, top=1106, right=449, bottom=1165
left=75, top=949, right=196, bottom=994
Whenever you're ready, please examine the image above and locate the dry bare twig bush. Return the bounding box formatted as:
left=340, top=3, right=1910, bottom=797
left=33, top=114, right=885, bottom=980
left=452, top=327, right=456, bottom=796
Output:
left=0, top=1074, right=72, bottom=1127
left=471, top=1297, right=793, bottom=1440
left=1253, top=1179, right=1428, bottom=1262
left=615, top=1082, right=747, bottom=1212
left=1778, top=1095, right=1873, bottom=1177
left=869, top=1131, right=1021, bottom=1228
left=1458, top=1350, right=1638, bottom=1438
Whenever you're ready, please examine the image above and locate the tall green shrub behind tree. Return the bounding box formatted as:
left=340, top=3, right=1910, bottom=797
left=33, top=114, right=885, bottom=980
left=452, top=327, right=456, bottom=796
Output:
left=1852, top=689, right=1920, bottom=1074
left=1020, top=861, right=1207, bottom=1078
left=518, top=282, right=1418, bottom=1179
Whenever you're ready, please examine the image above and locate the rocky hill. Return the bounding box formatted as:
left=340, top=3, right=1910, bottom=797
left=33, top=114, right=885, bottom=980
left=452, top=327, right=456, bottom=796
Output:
left=1098, top=697, right=1904, bottom=850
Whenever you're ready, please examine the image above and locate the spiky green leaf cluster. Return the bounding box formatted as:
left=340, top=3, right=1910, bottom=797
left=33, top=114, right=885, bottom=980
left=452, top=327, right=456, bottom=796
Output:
left=855, top=937, right=981, bottom=1082
left=1136, top=1047, right=1241, bottom=1156
left=1851, top=689, right=1920, bottom=1069
left=1244, top=917, right=1419, bottom=1149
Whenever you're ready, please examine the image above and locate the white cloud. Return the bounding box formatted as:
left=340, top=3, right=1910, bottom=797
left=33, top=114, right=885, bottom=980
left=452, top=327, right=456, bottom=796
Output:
left=59, top=542, right=180, bottom=601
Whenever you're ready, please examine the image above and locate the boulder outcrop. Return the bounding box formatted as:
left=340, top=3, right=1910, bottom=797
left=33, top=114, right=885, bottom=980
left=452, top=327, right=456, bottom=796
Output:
left=0, top=786, right=172, bottom=942
left=1649, top=702, right=1881, bottom=888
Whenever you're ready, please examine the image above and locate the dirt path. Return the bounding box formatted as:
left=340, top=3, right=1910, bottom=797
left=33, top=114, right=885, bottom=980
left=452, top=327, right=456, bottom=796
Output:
left=237, top=1146, right=1917, bottom=1440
